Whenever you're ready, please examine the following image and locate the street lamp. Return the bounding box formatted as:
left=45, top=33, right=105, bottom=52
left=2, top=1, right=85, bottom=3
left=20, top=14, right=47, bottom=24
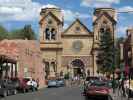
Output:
left=112, top=29, right=116, bottom=93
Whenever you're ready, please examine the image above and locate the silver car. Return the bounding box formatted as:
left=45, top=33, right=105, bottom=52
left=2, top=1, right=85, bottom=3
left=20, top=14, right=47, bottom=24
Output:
left=47, top=80, right=58, bottom=88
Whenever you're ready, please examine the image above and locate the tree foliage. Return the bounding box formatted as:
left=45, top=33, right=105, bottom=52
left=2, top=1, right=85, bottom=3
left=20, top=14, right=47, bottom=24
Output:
left=10, top=25, right=36, bottom=40
left=21, top=25, right=36, bottom=40
left=0, top=25, right=8, bottom=40
left=97, top=29, right=115, bottom=74
left=115, top=37, right=125, bottom=68
left=0, top=24, right=36, bottom=40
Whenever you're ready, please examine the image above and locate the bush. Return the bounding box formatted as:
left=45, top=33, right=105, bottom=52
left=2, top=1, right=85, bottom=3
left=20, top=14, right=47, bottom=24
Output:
left=64, top=72, right=69, bottom=80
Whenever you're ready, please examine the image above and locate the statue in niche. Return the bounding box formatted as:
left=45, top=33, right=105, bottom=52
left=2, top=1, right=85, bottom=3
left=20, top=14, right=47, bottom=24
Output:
left=51, top=28, right=56, bottom=40
left=45, top=28, right=50, bottom=40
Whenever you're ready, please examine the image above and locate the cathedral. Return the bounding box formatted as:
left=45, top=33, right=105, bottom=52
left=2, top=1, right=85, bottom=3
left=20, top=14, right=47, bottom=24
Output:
left=39, top=7, right=117, bottom=79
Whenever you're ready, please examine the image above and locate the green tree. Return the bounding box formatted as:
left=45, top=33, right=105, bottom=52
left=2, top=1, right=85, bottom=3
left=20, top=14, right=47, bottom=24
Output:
left=115, top=37, right=125, bottom=68
left=0, top=25, right=8, bottom=40
left=9, top=25, right=36, bottom=40
left=97, top=28, right=114, bottom=74
left=21, top=25, right=36, bottom=40
left=9, top=29, right=24, bottom=39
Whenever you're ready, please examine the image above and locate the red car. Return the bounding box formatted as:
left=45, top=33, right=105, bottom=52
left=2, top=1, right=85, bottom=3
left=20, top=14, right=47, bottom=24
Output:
left=84, top=80, right=113, bottom=100
left=11, top=78, right=30, bottom=93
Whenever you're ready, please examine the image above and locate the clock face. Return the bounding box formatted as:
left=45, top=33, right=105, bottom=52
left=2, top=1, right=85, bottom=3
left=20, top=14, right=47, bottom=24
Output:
left=72, top=40, right=83, bottom=52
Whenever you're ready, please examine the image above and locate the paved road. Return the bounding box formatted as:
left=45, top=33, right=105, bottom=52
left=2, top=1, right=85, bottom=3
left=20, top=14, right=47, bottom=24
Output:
left=0, top=87, right=85, bottom=100
left=0, top=87, right=133, bottom=100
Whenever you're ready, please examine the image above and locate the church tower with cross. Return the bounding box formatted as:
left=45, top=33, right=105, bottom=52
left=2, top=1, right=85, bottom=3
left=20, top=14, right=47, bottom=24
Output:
left=92, top=8, right=117, bottom=75
left=39, top=6, right=63, bottom=78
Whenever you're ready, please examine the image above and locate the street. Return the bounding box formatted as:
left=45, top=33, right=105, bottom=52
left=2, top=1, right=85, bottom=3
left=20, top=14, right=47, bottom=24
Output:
left=0, top=87, right=85, bottom=100
left=0, top=86, right=132, bottom=100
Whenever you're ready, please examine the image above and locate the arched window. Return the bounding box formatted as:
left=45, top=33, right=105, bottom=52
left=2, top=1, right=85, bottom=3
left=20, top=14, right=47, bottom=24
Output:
left=51, top=28, right=56, bottom=40
left=100, top=28, right=104, bottom=33
left=45, top=28, right=50, bottom=40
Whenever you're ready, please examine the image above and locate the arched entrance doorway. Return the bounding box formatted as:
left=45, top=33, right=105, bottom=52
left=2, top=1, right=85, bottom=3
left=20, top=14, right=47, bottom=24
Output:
left=71, top=59, right=85, bottom=77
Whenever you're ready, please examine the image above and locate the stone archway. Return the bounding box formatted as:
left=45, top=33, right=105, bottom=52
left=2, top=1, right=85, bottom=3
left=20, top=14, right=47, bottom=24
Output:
left=71, top=59, right=85, bottom=77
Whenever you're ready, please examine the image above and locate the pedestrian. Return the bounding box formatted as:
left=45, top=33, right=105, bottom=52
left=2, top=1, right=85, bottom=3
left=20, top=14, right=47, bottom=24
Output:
left=121, top=78, right=126, bottom=97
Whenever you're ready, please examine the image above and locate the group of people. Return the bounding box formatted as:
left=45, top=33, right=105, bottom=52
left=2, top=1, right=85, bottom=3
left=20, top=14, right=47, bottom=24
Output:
left=26, top=78, right=38, bottom=91
left=69, top=75, right=84, bottom=87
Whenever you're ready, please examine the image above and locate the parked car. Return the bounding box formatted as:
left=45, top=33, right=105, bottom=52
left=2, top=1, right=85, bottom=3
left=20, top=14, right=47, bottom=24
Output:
left=86, top=94, right=113, bottom=100
left=83, top=80, right=112, bottom=100
left=11, top=77, right=38, bottom=93
left=47, top=80, right=58, bottom=88
left=57, top=78, right=65, bottom=87
left=0, top=79, right=18, bottom=97
left=83, top=76, right=100, bottom=95
left=14, top=78, right=30, bottom=93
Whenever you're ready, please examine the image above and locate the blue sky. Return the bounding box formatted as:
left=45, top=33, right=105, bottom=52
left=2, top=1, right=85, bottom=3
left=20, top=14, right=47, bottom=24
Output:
left=0, top=0, right=133, bottom=38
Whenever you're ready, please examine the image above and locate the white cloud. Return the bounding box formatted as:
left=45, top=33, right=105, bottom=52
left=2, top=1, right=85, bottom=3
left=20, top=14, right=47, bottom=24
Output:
left=62, top=9, right=90, bottom=22
left=0, top=0, right=42, bottom=21
left=118, top=6, right=133, bottom=12
left=81, top=0, right=120, bottom=8
left=42, top=4, right=59, bottom=9
left=0, top=1, right=90, bottom=22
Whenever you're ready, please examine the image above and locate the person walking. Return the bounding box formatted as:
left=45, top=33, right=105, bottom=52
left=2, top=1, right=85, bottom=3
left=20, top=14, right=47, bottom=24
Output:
left=121, top=78, right=126, bottom=97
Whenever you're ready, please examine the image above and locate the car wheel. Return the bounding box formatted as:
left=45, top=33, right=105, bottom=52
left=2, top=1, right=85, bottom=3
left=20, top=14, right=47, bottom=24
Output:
left=3, top=91, right=7, bottom=97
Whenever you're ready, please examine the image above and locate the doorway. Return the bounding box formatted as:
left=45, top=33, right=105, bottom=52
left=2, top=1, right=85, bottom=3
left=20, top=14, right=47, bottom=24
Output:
left=71, top=59, right=85, bottom=77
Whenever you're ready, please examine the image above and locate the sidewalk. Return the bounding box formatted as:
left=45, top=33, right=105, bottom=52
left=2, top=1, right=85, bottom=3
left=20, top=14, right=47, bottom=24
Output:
left=110, top=88, right=133, bottom=100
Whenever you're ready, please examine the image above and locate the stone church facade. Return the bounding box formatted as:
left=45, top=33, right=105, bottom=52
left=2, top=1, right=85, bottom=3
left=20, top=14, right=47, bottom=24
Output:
left=39, top=7, right=117, bottom=79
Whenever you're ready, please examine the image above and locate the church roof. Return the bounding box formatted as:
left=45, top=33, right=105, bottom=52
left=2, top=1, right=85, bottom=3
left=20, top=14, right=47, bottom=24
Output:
left=39, top=11, right=63, bottom=25
left=93, top=12, right=116, bottom=25
left=63, top=19, right=92, bottom=35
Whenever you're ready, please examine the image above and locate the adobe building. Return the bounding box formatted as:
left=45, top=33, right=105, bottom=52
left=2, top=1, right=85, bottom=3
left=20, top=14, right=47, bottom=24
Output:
left=0, top=40, right=45, bottom=88
left=39, top=6, right=117, bottom=79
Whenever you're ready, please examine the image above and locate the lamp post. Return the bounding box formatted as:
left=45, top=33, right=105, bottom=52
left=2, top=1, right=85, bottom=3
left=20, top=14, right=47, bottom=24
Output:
left=112, top=30, right=116, bottom=93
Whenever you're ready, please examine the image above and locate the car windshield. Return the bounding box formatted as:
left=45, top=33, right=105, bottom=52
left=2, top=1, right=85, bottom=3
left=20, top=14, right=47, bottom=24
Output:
left=48, top=80, right=56, bottom=82
left=86, top=77, right=99, bottom=81
left=90, top=81, right=106, bottom=87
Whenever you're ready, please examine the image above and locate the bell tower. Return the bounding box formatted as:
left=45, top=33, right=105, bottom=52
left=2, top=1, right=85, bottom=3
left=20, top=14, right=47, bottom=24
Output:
left=39, top=7, right=63, bottom=78
left=92, top=8, right=117, bottom=76
left=93, top=8, right=117, bottom=48
left=39, top=7, right=63, bottom=42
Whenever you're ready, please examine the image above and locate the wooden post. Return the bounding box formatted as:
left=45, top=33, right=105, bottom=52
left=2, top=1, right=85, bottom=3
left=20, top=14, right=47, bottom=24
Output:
left=15, top=62, right=17, bottom=78
left=11, top=63, right=13, bottom=78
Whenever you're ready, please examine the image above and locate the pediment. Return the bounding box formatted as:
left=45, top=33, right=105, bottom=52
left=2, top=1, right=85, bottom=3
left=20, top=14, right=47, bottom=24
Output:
left=39, top=12, right=62, bottom=25
left=93, top=12, right=116, bottom=25
left=63, top=19, right=92, bottom=36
